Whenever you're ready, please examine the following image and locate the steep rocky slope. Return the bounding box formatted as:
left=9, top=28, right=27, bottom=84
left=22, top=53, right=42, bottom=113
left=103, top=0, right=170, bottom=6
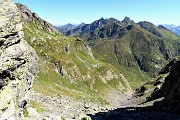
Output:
left=146, top=57, right=180, bottom=113
left=0, top=0, right=38, bottom=119
left=15, top=3, right=134, bottom=119
left=87, top=57, right=180, bottom=120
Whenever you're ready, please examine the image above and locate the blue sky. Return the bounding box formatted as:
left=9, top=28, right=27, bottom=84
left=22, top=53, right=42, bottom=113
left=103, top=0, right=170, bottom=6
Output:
left=13, top=0, right=180, bottom=26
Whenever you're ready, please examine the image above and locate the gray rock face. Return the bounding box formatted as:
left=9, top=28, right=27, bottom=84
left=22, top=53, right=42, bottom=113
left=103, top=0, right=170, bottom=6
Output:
left=0, top=0, right=38, bottom=119
left=16, top=3, right=59, bottom=34
left=146, top=57, right=180, bottom=113
left=122, top=16, right=135, bottom=25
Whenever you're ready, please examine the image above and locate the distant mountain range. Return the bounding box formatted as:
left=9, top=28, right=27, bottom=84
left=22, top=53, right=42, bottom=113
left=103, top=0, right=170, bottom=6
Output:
left=57, top=17, right=180, bottom=83
left=57, top=22, right=180, bottom=37
left=162, top=24, right=180, bottom=36
left=55, top=23, right=78, bottom=32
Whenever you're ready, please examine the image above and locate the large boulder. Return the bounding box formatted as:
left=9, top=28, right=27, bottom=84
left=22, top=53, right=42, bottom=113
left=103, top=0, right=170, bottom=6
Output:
left=0, top=0, right=38, bottom=119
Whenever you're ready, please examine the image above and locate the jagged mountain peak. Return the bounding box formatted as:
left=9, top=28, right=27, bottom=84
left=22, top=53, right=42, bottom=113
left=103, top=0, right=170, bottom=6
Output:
left=122, top=16, right=135, bottom=25
left=123, top=16, right=131, bottom=21
left=99, top=17, right=105, bottom=21
left=122, top=16, right=131, bottom=22
left=90, top=17, right=120, bottom=29
left=64, top=17, right=121, bottom=37
left=63, top=16, right=180, bottom=80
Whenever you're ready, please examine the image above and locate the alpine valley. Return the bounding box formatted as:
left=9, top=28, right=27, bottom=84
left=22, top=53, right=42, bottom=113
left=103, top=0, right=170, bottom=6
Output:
left=0, top=0, right=179, bottom=120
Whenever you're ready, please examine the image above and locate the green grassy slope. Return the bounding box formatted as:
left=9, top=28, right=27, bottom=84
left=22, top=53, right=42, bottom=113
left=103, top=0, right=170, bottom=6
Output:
left=65, top=18, right=180, bottom=85
left=20, top=12, right=133, bottom=105
left=90, top=24, right=180, bottom=89
left=92, top=28, right=149, bottom=89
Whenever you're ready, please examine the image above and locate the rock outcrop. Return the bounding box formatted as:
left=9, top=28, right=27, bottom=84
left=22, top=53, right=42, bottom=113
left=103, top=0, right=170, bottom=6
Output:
left=146, top=57, right=180, bottom=113
left=122, top=16, right=135, bottom=25
left=88, top=57, right=180, bottom=120
left=16, top=3, right=59, bottom=34
left=0, top=0, right=38, bottom=119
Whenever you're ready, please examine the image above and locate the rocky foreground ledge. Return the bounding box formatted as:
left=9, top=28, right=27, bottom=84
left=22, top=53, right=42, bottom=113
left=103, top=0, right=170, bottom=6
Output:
left=0, top=0, right=38, bottom=119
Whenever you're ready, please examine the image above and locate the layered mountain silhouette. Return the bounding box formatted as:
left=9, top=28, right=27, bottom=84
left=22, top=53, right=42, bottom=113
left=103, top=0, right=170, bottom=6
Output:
left=56, top=23, right=78, bottom=33
left=62, top=17, right=180, bottom=88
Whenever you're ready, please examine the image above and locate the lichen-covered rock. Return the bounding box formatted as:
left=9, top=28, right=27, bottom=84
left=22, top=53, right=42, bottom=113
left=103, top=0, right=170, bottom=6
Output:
left=23, top=107, right=39, bottom=119
left=0, top=0, right=38, bottom=119
left=76, top=114, right=92, bottom=120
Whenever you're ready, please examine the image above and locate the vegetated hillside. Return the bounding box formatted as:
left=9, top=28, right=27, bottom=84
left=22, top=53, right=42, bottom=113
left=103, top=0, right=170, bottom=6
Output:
left=64, top=17, right=180, bottom=88
left=88, top=57, right=180, bottom=119
left=16, top=3, right=133, bottom=107
left=138, top=21, right=179, bottom=40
